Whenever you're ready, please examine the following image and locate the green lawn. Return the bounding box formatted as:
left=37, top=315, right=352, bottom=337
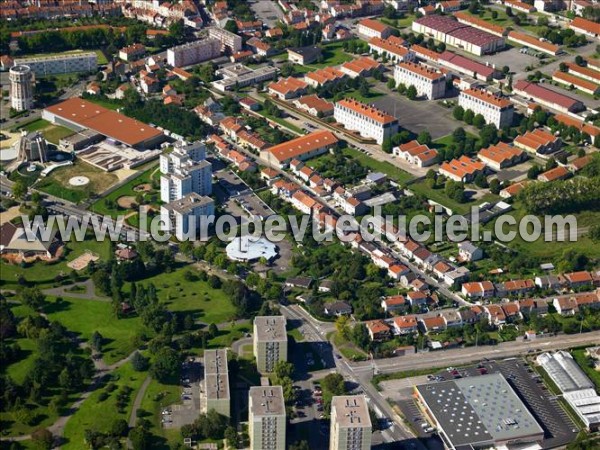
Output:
left=42, top=297, right=146, bottom=365
left=62, top=362, right=146, bottom=450
left=90, top=165, right=158, bottom=217
left=342, top=147, right=414, bottom=185
left=341, top=88, right=384, bottom=105
left=331, top=331, right=367, bottom=362
left=5, top=338, right=38, bottom=385
left=82, top=95, right=122, bottom=110
left=16, top=117, right=73, bottom=143
left=0, top=237, right=111, bottom=288
left=135, top=266, right=237, bottom=325
left=138, top=377, right=181, bottom=449
left=304, top=41, right=354, bottom=69
left=409, top=180, right=471, bottom=215
left=381, top=14, right=417, bottom=29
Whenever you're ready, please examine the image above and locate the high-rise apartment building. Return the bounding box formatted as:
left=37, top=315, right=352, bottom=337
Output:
left=202, top=349, right=230, bottom=418
left=253, top=316, right=287, bottom=373
left=330, top=396, right=372, bottom=450
left=160, top=140, right=212, bottom=203
left=167, top=38, right=221, bottom=67
left=248, top=386, right=286, bottom=450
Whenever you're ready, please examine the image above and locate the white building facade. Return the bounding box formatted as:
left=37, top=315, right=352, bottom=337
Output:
left=334, top=99, right=399, bottom=145
left=393, top=62, right=446, bottom=99
left=458, top=88, right=514, bottom=128
left=160, top=141, right=212, bottom=203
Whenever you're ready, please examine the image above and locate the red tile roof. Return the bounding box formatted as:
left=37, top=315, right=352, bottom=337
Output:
left=462, top=88, right=512, bottom=108
left=265, top=130, right=338, bottom=163
left=336, top=98, right=397, bottom=124
left=514, top=80, right=582, bottom=110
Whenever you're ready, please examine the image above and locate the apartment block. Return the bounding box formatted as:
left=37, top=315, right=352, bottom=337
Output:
left=160, top=141, right=212, bottom=203
left=253, top=315, right=287, bottom=373
left=394, top=61, right=446, bottom=99
left=357, top=18, right=393, bottom=39
left=167, top=38, right=221, bottom=67
left=160, top=192, right=215, bottom=241
left=368, top=35, right=415, bottom=63
left=119, top=44, right=146, bottom=61
left=330, top=396, right=372, bottom=450
left=249, top=386, right=286, bottom=450
left=208, top=26, right=243, bottom=53
left=202, top=349, right=230, bottom=417
left=334, top=98, right=398, bottom=145
left=13, top=51, right=97, bottom=76
left=458, top=88, right=514, bottom=128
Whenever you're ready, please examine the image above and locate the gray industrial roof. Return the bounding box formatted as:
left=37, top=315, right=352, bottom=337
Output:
left=537, top=351, right=594, bottom=392
left=253, top=316, right=287, bottom=343
left=416, top=373, right=543, bottom=447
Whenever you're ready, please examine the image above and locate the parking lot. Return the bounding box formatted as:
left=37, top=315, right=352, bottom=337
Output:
left=370, top=89, right=462, bottom=140
left=493, top=359, right=579, bottom=449
left=249, top=0, right=284, bottom=28
left=162, top=357, right=202, bottom=429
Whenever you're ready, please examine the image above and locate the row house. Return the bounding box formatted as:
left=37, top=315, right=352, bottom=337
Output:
left=518, top=298, right=549, bottom=317
left=461, top=281, right=495, bottom=299
left=393, top=140, right=439, bottom=168
left=534, top=275, right=563, bottom=291
left=357, top=18, right=393, bottom=39
left=419, top=315, right=447, bottom=334
left=495, top=279, right=535, bottom=298
left=565, top=271, right=594, bottom=288
left=484, top=304, right=507, bottom=326
left=553, top=291, right=600, bottom=315
left=538, top=166, right=570, bottom=183
left=477, top=142, right=526, bottom=171
left=439, top=155, right=486, bottom=183
left=513, top=128, right=561, bottom=157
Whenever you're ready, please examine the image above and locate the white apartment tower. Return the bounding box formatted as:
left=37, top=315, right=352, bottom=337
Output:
left=458, top=88, right=514, bottom=128
left=248, top=386, right=286, bottom=450
left=253, top=316, right=287, bottom=373
left=167, top=38, right=221, bottom=67
left=160, top=140, right=212, bottom=203
left=208, top=27, right=243, bottom=53
left=330, top=396, right=372, bottom=450
left=160, top=192, right=215, bottom=241
left=202, top=349, right=230, bottom=418
left=9, top=65, right=34, bottom=111
left=394, top=62, right=446, bottom=100
left=334, top=98, right=399, bottom=145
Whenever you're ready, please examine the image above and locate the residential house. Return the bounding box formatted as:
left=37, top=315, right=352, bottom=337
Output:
left=518, top=298, right=549, bottom=317
left=393, top=315, right=419, bottom=335
left=388, top=263, right=410, bottom=280
left=461, top=281, right=495, bottom=299
left=440, top=309, right=463, bottom=327
left=419, top=315, right=447, bottom=334
left=457, top=241, right=483, bottom=262
left=501, top=302, right=522, bottom=322
left=407, top=291, right=429, bottom=307
left=324, top=301, right=353, bottom=316
left=366, top=320, right=392, bottom=341
left=485, top=304, right=507, bottom=326
left=496, top=279, right=535, bottom=297
left=381, top=295, right=407, bottom=313
left=565, top=271, right=593, bottom=288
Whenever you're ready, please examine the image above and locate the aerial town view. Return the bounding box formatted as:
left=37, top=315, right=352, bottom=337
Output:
left=1, top=0, right=600, bottom=449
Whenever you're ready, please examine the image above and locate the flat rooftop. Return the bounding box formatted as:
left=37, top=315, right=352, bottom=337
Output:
left=249, top=386, right=285, bottom=417
left=204, top=349, right=230, bottom=401
left=254, top=316, right=287, bottom=342
left=332, top=395, right=372, bottom=429
left=416, top=373, right=543, bottom=448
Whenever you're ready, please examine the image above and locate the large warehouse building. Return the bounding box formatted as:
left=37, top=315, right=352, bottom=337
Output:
left=537, top=351, right=600, bottom=430
left=42, top=98, right=164, bottom=149
left=415, top=373, right=544, bottom=449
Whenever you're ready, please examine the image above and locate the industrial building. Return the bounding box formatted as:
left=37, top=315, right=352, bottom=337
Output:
left=537, top=351, right=600, bottom=430
left=42, top=98, right=164, bottom=149
left=248, top=386, right=286, bottom=450
left=253, top=315, right=287, bottom=373
left=415, top=373, right=545, bottom=449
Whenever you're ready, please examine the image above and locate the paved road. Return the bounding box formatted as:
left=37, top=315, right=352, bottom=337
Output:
left=43, top=279, right=111, bottom=302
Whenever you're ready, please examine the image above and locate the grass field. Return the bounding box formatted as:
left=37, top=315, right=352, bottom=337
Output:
left=342, top=147, right=414, bottom=185
left=62, top=362, right=146, bottom=450
left=304, top=41, right=354, bottom=70
left=0, top=237, right=111, bottom=288
left=341, top=88, right=384, bottom=105
left=17, top=118, right=74, bottom=144
left=134, top=265, right=237, bottom=325
left=409, top=180, right=471, bottom=215
left=42, top=297, right=146, bottom=365
left=90, top=165, right=158, bottom=217
left=35, top=160, right=118, bottom=203
left=138, top=378, right=181, bottom=449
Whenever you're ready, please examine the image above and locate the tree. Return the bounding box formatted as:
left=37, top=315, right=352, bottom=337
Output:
left=224, top=426, right=239, bottom=448
left=273, top=361, right=294, bottom=380
left=417, top=130, right=432, bottom=146
left=473, top=114, right=486, bottom=129
left=383, top=4, right=396, bottom=19
left=321, top=373, right=346, bottom=396
left=453, top=105, right=465, bottom=121
left=589, top=224, right=600, bottom=243
left=489, top=178, right=501, bottom=195
left=91, top=331, right=103, bottom=352
left=383, top=135, right=397, bottom=153
left=386, top=77, right=396, bottom=90
left=129, top=426, right=150, bottom=450
left=452, top=127, right=466, bottom=143
left=290, top=441, right=311, bottom=450
left=12, top=179, right=27, bottom=200
left=31, top=428, right=53, bottom=450
left=527, top=165, right=541, bottom=179
left=131, top=351, right=149, bottom=372
left=491, top=10, right=498, bottom=19
left=474, top=173, right=488, bottom=188
left=406, top=84, right=418, bottom=100
left=208, top=322, right=218, bottom=338
left=110, top=418, right=129, bottom=437
left=545, top=157, right=558, bottom=171
left=335, top=315, right=351, bottom=340
left=506, top=6, right=513, bottom=16
left=150, top=347, right=180, bottom=382
left=463, top=109, right=474, bottom=125
left=224, top=20, right=238, bottom=34
left=18, top=287, right=46, bottom=310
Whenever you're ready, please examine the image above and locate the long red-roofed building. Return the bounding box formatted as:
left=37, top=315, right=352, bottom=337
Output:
left=334, top=98, right=399, bottom=144
left=260, top=130, right=338, bottom=168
